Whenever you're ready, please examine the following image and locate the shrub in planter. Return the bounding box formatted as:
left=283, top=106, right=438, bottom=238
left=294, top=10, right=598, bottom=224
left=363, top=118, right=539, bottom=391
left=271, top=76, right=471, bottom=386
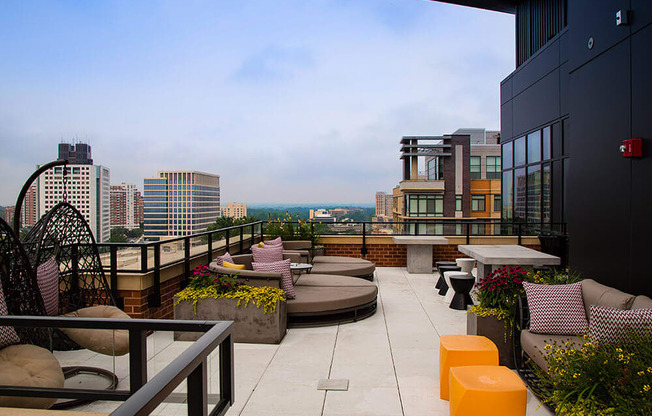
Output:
left=536, top=331, right=652, bottom=416
left=174, top=265, right=287, bottom=344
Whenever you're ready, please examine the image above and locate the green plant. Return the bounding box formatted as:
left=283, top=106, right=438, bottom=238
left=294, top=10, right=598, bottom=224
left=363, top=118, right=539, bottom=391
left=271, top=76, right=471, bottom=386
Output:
left=186, top=265, right=239, bottom=293
left=265, top=212, right=322, bottom=245
left=526, top=268, right=582, bottom=285
left=535, top=332, right=652, bottom=415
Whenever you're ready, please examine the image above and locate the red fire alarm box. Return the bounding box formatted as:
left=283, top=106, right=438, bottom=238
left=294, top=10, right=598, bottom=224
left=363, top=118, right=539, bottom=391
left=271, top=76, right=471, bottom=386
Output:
left=621, top=138, right=643, bottom=158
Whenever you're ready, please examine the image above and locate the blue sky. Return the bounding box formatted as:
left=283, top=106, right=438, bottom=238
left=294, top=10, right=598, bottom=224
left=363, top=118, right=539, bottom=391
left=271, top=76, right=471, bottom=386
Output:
left=0, top=0, right=514, bottom=205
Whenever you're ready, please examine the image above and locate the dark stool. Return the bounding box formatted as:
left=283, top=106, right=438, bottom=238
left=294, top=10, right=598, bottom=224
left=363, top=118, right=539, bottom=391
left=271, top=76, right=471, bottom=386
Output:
left=449, top=275, right=475, bottom=310
left=437, top=265, right=461, bottom=295
left=434, top=261, right=458, bottom=288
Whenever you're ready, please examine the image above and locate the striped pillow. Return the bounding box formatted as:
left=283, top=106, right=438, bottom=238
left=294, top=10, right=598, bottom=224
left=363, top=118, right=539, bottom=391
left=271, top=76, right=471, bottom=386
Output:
left=0, top=279, right=20, bottom=348
left=214, top=252, right=234, bottom=266
left=523, top=281, right=588, bottom=335
left=252, top=245, right=283, bottom=263
left=37, top=256, right=60, bottom=316
left=252, top=259, right=295, bottom=299
left=589, top=305, right=652, bottom=343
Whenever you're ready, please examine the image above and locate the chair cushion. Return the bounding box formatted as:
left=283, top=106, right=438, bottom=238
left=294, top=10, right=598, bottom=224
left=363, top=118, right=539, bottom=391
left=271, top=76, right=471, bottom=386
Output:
left=263, top=237, right=282, bottom=246
left=523, top=282, right=588, bottom=335
left=0, top=344, right=65, bottom=409
left=252, top=245, right=283, bottom=263
left=312, top=256, right=373, bottom=264
left=581, top=278, right=635, bottom=317
left=61, top=306, right=130, bottom=356
left=36, top=256, right=60, bottom=316
left=214, top=252, right=234, bottom=266
left=222, top=261, right=245, bottom=270
left=520, top=330, right=585, bottom=372
left=311, top=262, right=375, bottom=278
left=252, top=259, right=295, bottom=299
left=287, top=285, right=378, bottom=314
left=588, top=305, right=652, bottom=343
left=0, top=280, right=19, bottom=349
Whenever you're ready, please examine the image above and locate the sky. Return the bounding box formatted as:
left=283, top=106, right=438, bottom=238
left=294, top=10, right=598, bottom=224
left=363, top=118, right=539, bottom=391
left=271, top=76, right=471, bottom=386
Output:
left=0, top=0, right=514, bottom=206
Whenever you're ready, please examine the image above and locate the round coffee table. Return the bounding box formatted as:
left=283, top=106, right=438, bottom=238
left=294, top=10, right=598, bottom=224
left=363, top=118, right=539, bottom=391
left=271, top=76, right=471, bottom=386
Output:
left=290, top=263, right=313, bottom=274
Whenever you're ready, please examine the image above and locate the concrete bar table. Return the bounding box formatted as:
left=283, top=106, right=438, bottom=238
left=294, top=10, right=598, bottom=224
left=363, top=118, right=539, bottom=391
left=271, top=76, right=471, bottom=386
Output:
left=457, top=245, right=560, bottom=280
left=393, top=236, right=449, bottom=273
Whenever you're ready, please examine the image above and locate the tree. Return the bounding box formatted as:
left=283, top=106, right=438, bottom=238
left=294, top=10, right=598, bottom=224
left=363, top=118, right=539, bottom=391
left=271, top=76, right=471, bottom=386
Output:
left=110, top=228, right=127, bottom=243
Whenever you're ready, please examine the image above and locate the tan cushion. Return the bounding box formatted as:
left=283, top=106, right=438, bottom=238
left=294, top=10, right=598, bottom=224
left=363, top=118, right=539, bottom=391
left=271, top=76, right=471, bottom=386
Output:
left=581, top=279, right=635, bottom=317
left=282, top=241, right=312, bottom=250
left=287, top=285, right=377, bottom=314
left=632, top=295, right=652, bottom=310
left=520, top=330, right=585, bottom=372
left=0, top=344, right=64, bottom=409
left=312, top=256, right=373, bottom=264
left=311, top=262, right=375, bottom=277
left=61, top=306, right=130, bottom=356
left=294, top=274, right=376, bottom=288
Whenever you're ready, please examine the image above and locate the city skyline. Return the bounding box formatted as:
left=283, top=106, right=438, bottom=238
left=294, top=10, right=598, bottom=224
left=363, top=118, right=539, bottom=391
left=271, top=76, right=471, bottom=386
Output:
left=0, top=1, right=514, bottom=205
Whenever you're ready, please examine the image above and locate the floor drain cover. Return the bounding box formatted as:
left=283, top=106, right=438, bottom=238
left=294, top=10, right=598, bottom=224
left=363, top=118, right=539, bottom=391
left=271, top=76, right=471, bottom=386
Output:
left=317, top=379, right=349, bottom=391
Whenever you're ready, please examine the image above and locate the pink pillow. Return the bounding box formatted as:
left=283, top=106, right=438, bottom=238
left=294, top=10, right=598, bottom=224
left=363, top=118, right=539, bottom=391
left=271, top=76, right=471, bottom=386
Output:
left=523, top=281, right=588, bottom=335
left=252, top=259, right=295, bottom=299
left=589, top=305, right=652, bottom=343
left=264, top=237, right=282, bottom=246
left=0, top=279, right=20, bottom=348
left=252, top=245, right=283, bottom=263
left=214, top=252, right=234, bottom=266
left=36, top=256, right=60, bottom=316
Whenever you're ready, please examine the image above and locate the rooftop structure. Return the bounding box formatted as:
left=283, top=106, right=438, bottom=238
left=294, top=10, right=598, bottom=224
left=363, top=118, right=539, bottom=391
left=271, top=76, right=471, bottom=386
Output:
left=110, top=183, right=143, bottom=230
left=220, top=202, right=247, bottom=219
left=58, top=142, right=93, bottom=165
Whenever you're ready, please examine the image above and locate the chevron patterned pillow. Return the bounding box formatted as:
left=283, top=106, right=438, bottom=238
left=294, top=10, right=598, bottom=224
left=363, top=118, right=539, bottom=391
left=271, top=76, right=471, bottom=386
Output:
left=589, top=305, right=652, bottom=343
left=37, top=256, right=60, bottom=316
left=523, top=281, right=588, bottom=335
left=214, top=252, right=234, bottom=266
left=252, top=245, right=283, bottom=263
left=252, top=259, right=295, bottom=299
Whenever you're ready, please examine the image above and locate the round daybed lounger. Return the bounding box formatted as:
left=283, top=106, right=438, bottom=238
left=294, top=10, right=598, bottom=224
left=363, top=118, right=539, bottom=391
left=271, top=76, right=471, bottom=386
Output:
left=209, top=255, right=377, bottom=327
left=310, top=256, right=375, bottom=280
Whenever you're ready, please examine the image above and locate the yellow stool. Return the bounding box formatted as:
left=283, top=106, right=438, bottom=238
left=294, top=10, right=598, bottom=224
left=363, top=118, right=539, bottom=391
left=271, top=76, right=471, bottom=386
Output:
left=439, top=335, right=498, bottom=400
left=450, top=365, right=526, bottom=416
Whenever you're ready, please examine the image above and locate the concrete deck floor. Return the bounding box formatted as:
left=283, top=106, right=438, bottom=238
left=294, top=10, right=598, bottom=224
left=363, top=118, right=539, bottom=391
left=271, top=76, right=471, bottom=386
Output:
left=59, top=267, right=553, bottom=415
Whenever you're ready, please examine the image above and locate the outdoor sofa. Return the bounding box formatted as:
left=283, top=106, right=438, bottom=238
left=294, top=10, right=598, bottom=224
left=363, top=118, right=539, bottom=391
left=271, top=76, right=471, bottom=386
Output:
left=209, top=254, right=378, bottom=327
left=515, top=278, right=652, bottom=372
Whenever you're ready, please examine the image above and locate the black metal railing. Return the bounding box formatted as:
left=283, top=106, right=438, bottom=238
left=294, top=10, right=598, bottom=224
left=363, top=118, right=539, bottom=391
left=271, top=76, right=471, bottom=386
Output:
left=96, top=221, right=264, bottom=306
left=0, top=316, right=234, bottom=416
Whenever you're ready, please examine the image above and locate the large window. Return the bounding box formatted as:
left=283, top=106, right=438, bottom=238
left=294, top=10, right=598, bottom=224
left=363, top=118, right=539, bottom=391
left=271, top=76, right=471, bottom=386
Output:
left=427, top=157, right=444, bottom=180
left=455, top=195, right=462, bottom=211
left=494, top=195, right=502, bottom=212
left=470, top=156, right=481, bottom=180
left=471, top=195, right=486, bottom=212
left=407, top=194, right=443, bottom=217
left=486, top=156, right=501, bottom=179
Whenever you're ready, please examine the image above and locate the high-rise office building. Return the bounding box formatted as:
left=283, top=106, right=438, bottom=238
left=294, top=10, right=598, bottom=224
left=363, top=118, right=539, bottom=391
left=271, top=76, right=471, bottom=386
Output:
left=110, top=183, right=143, bottom=230
left=220, top=202, right=247, bottom=219
left=143, top=171, right=221, bottom=241
left=375, top=192, right=393, bottom=218
left=38, top=142, right=110, bottom=242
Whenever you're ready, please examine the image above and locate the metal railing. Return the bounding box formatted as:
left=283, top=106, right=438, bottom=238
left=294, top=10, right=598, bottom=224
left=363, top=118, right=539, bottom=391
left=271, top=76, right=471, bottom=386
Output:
left=96, top=221, right=264, bottom=307
left=0, top=316, right=234, bottom=416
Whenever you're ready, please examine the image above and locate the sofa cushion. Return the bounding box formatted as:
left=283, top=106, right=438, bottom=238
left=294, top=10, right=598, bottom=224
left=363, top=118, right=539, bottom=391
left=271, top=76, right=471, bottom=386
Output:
left=223, top=261, right=245, bottom=270
left=312, top=256, right=373, bottom=264
left=294, top=274, right=376, bottom=287
left=632, top=295, right=652, bottom=310
left=581, top=278, right=635, bottom=317
left=36, top=256, right=60, bottom=316
left=253, top=259, right=295, bottom=299
left=214, top=252, right=234, bottom=267
left=287, top=285, right=378, bottom=314
left=282, top=240, right=312, bottom=250
left=523, top=282, right=588, bottom=335
left=252, top=245, right=283, bottom=263
left=264, top=237, right=282, bottom=246
left=0, top=344, right=65, bottom=409
left=588, top=305, right=652, bottom=343
left=520, top=330, right=585, bottom=372
left=0, top=279, right=19, bottom=349
left=61, top=306, right=130, bottom=356
left=311, top=262, right=376, bottom=278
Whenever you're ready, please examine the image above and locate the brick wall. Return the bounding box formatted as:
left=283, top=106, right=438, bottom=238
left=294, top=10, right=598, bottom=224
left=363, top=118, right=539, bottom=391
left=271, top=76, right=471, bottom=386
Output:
left=324, top=242, right=541, bottom=267
left=119, top=274, right=184, bottom=319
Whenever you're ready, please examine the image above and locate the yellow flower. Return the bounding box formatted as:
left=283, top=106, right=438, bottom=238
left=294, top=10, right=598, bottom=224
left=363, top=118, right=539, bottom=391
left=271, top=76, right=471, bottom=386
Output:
left=639, top=371, right=645, bottom=376
left=645, top=385, right=651, bottom=392
left=648, top=367, right=652, bottom=374
left=573, top=373, right=580, bottom=379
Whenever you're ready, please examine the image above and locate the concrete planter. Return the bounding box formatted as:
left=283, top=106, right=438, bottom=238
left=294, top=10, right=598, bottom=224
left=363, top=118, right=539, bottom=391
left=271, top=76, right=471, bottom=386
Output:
left=466, top=311, right=515, bottom=368
left=174, top=295, right=287, bottom=344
